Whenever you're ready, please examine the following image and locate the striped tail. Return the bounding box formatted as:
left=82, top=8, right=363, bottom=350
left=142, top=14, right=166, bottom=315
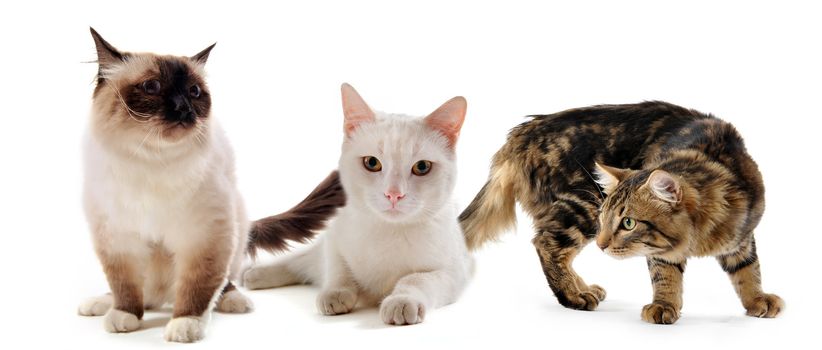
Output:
left=459, top=157, right=519, bottom=250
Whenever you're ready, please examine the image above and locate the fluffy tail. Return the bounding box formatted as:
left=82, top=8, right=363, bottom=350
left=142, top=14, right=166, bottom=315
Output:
left=459, top=157, right=519, bottom=250
left=248, top=171, right=345, bottom=258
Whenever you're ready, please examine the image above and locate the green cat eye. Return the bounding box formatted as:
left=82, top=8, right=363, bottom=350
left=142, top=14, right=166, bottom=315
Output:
left=412, top=160, right=432, bottom=176
left=621, top=217, right=637, bottom=231
left=363, top=156, right=382, bottom=172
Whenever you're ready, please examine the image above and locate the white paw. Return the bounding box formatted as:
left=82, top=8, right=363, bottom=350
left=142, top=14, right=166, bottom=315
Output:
left=316, top=288, right=357, bottom=315
left=164, top=317, right=206, bottom=343
left=216, top=290, right=254, bottom=313
left=242, top=264, right=296, bottom=290
left=103, top=309, right=140, bottom=333
left=78, top=294, right=112, bottom=316
left=380, top=295, right=426, bottom=325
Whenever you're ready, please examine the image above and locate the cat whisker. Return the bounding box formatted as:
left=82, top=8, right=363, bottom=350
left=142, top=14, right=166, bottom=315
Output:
left=103, top=80, right=153, bottom=123
left=574, top=157, right=605, bottom=201
left=133, top=126, right=156, bottom=157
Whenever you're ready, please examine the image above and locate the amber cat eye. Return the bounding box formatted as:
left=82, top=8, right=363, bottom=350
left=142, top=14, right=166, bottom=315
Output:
left=363, top=156, right=382, bottom=172
left=412, top=160, right=432, bottom=176
left=621, top=217, right=637, bottom=230
left=141, top=79, right=161, bottom=95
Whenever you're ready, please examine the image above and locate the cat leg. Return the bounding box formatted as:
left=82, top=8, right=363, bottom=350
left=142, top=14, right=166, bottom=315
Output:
left=642, top=257, right=685, bottom=324
left=530, top=197, right=605, bottom=310
left=243, top=246, right=319, bottom=290
left=717, top=237, right=783, bottom=318
left=95, top=244, right=146, bottom=333
left=215, top=282, right=253, bottom=313
left=164, top=227, right=232, bottom=343
left=316, top=247, right=358, bottom=316
left=380, top=269, right=465, bottom=325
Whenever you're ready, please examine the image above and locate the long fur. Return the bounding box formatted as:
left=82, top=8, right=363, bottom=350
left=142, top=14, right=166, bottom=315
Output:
left=247, top=171, right=346, bottom=257
left=459, top=154, right=519, bottom=250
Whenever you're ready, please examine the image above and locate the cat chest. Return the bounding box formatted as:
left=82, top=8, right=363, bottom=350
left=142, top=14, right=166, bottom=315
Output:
left=100, top=183, right=197, bottom=238
left=339, top=234, right=446, bottom=295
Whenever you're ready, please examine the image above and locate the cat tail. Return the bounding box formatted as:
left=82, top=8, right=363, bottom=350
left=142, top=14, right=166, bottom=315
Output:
left=459, top=154, right=519, bottom=250
left=247, top=171, right=346, bottom=258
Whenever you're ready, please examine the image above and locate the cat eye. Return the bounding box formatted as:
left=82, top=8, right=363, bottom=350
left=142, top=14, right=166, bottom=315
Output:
left=411, top=160, right=433, bottom=176
left=363, top=156, right=382, bottom=172
left=141, top=79, right=161, bottom=95
left=621, top=217, right=637, bottom=231
left=190, top=84, right=201, bottom=98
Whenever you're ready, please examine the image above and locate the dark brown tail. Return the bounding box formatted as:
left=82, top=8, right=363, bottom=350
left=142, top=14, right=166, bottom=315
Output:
left=247, top=171, right=346, bottom=258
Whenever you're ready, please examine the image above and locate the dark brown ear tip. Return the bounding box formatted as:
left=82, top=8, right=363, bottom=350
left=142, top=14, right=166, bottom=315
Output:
left=89, top=27, right=101, bottom=40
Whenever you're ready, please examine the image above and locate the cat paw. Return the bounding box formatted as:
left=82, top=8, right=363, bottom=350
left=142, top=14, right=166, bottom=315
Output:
left=216, top=289, right=254, bottom=313
left=641, top=301, right=680, bottom=324
left=317, top=289, right=357, bottom=315
left=78, top=294, right=113, bottom=316
left=164, top=317, right=205, bottom=343
left=557, top=290, right=602, bottom=311
left=745, top=293, right=784, bottom=318
left=588, top=284, right=607, bottom=302
left=380, top=295, right=426, bottom=325
left=103, top=309, right=141, bottom=333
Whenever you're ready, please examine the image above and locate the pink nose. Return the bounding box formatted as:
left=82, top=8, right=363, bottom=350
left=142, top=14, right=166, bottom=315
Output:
left=384, top=190, right=405, bottom=206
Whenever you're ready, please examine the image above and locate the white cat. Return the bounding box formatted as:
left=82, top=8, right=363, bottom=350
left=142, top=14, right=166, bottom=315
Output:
left=243, top=84, right=473, bottom=325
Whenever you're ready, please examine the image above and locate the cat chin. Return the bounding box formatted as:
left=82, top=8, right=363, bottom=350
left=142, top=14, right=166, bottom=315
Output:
left=161, top=123, right=201, bottom=141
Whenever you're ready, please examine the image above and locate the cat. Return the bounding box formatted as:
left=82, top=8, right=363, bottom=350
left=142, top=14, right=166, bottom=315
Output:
left=459, top=101, right=783, bottom=323
left=242, top=84, right=473, bottom=325
left=77, top=28, right=340, bottom=342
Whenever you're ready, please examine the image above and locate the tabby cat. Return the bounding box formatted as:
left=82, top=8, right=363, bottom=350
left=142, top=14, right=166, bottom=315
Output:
left=459, top=101, right=783, bottom=323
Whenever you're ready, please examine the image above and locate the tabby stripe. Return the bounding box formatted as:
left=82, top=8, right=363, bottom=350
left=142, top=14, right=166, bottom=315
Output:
left=720, top=253, right=759, bottom=274
left=651, top=258, right=685, bottom=274
left=640, top=220, right=680, bottom=246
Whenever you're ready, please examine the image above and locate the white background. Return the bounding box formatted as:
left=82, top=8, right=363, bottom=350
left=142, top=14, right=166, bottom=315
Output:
left=1, top=0, right=820, bottom=348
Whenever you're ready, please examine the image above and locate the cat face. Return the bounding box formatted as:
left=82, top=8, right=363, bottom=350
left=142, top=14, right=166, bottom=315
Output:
left=88, top=28, right=215, bottom=154
left=593, top=164, right=693, bottom=260
left=337, top=84, right=466, bottom=223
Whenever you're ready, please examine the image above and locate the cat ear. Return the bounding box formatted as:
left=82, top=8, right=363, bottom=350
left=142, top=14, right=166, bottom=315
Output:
left=89, top=27, right=124, bottom=74
left=594, top=162, right=630, bottom=195
left=647, top=170, right=682, bottom=203
left=341, top=83, right=376, bottom=136
left=191, top=43, right=217, bottom=65
left=423, top=96, right=467, bottom=148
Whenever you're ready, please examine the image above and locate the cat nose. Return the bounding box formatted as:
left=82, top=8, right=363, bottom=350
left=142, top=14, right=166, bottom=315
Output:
left=384, top=190, right=405, bottom=206
left=597, top=239, right=610, bottom=250
left=173, top=95, right=192, bottom=113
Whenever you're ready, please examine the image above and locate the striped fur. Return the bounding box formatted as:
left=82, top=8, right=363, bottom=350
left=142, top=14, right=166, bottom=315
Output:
left=460, top=102, right=783, bottom=321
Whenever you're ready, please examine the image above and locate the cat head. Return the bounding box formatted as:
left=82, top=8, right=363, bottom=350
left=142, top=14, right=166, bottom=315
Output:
left=337, top=83, right=466, bottom=223
left=593, top=163, right=694, bottom=260
left=88, top=28, right=215, bottom=155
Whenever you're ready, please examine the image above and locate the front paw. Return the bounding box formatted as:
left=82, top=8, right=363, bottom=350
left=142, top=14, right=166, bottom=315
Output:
left=103, top=309, right=141, bottom=333
left=164, top=316, right=205, bottom=343
left=557, top=289, right=603, bottom=311
left=745, top=293, right=784, bottom=318
left=316, top=289, right=357, bottom=315
left=641, top=301, right=680, bottom=324
left=588, top=284, right=607, bottom=302
left=380, top=295, right=426, bottom=325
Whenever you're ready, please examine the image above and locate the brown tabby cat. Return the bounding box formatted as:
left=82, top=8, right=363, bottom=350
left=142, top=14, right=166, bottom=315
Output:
left=459, top=101, right=783, bottom=323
